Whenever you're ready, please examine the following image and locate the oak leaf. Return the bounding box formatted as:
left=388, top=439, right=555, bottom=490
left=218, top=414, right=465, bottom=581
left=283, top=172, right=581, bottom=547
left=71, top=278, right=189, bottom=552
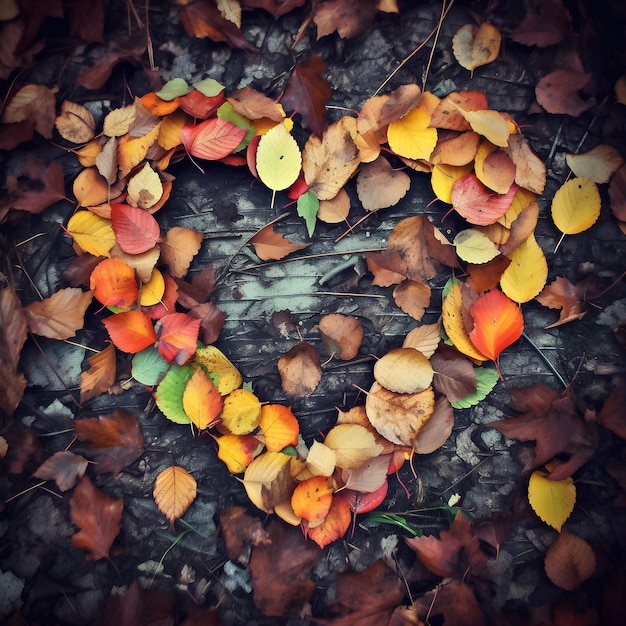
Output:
left=277, top=340, right=322, bottom=397
left=70, top=475, right=123, bottom=561
left=24, top=288, right=93, bottom=340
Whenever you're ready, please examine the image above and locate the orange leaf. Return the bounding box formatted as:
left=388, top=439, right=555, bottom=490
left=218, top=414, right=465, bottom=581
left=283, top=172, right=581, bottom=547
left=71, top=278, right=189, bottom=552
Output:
left=24, top=288, right=93, bottom=340
left=469, top=289, right=523, bottom=374
left=80, top=344, right=116, bottom=403
left=249, top=224, right=309, bottom=261
left=140, top=91, right=181, bottom=115
left=156, top=312, right=201, bottom=364
left=291, top=475, right=333, bottom=523
left=259, top=404, right=299, bottom=452
left=153, top=465, right=197, bottom=527
left=160, top=226, right=204, bottom=278
left=306, top=496, right=351, bottom=548
left=111, top=204, right=161, bottom=254
left=102, top=310, right=157, bottom=353
left=90, top=258, right=138, bottom=308
left=215, top=434, right=263, bottom=474
left=182, top=367, right=223, bottom=429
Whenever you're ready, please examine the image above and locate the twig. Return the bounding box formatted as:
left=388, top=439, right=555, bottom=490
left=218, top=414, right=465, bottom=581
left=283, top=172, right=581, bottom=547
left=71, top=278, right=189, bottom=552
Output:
left=521, top=331, right=568, bottom=389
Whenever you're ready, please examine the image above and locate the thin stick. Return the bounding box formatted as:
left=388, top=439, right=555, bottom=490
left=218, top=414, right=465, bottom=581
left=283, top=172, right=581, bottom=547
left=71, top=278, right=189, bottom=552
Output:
left=422, top=0, right=449, bottom=91
left=522, top=331, right=568, bottom=389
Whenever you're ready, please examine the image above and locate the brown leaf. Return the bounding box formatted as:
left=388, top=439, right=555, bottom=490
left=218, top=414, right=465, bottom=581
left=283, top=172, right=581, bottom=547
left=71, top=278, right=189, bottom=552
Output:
left=598, top=381, right=626, bottom=439
left=34, top=451, right=88, bottom=491
left=70, top=475, right=123, bottom=561
left=248, top=520, right=320, bottom=617
left=219, top=506, right=270, bottom=563
left=100, top=581, right=176, bottom=626
left=278, top=340, right=322, bottom=397
left=429, top=91, right=488, bottom=131
left=24, top=288, right=93, bottom=339
left=544, top=530, right=596, bottom=590
left=74, top=409, right=145, bottom=475
left=503, top=134, right=546, bottom=194
left=356, top=156, right=411, bottom=211
left=499, top=200, right=539, bottom=255
left=317, top=313, right=363, bottom=360
left=9, top=156, right=66, bottom=214
left=609, top=163, right=626, bottom=221
left=0, top=425, right=42, bottom=474
left=392, top=279, right=431, bottom=321
left=535, top=276, right=588, bottom=328
left=241, top=0, right=305, bottom=17
left=0, top=286, right=28, bottom=374
left=414, top=579, right=486, bottom=626
left=431, top=351, right=477, bottom=402
left=190, top=301, right=227, bottom=345
left=312, top=0, right=380, bottom=39
left=227, top=86, right=284, bottom=122
left=509, top=0, right=572, bottom=47
left=55, top=100, right=96, bottom=144
left=535, top=70, right=591, bottom=116
left=250, top=224, right=309, bottom=261
left=367, top=248, right=408, bottom=287
left=80, top=344, right=117, bottom=404
left=160, top=226, right=204, bottom=277
left=403, top=321, right=441, bottom=357
left=153, top=465, right=197, bottom=527
left=387, top=215, right=457, bottom=281
left=0, top=361, right=27, bottom=416
left=281, top=56, right=331, bottom=137
left=64, top=0, right=105, bottom=44
left=412, top=395, right=454, bottom=454
left=174, top=266, right=217, bottom=309
left=466, top=255, right=511, bottom=293
left=0, top=83, right=57, bottom=138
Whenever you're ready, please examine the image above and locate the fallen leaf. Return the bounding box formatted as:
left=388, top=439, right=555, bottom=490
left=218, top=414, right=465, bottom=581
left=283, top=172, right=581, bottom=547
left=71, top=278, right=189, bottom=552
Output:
left=139, top=268, right=165, bottom=306
left=509, top=0, right=572, bottom=47
left=312, top=0, right=380, bottom=39
left=366, top=248, right=407, bottom=287
left=451, top=366, right=499, bottom=409
left=545, top=530, right=596, bottom=590
left=160, top=226, right=204, bottom=278
left=340, top=453, right=389, bottom=493
left=90, top=258, right=138, bottom=308
left=256, top=121, right=302, bottom=192
left=182, top=367, right=223, bottom=429
left=609, top=163, right=626, bottom=221
left=551, top=177, right=601, bottom=235
left=536, top=70, right=591, bottom=116
left=131, top=346, right=170, bottom=386
left=34, top=451, right=88, bottom=491
left=305, top=496, right=351, bottom=548
left=243, top=451, right=292, bottom=512
left=70, top=475, right=123, bottom=561
left=156, top=312, right=201, bottom=364
left=9, top=156, right=66, bottom=214
left=291, top=475, right=333, bottom=523
left=528, top=468, right=576, bottom=531
left=356, top=156, right=411, bottom=211
left=66, top=210, right=116, bottom=257
left=414, top=579, right=486, bottom=626
left=454, top=229, right=500, bottom=264
left=80, top=344, right=116, bottom=403
left=73, top=167, right=110, bottom=208
left=317, top=188, right=351, bottom=223
left=102, top=310, right=157, bottom=353
left=0, top=83, right=56, bottom=138
left=55, top=100, right=96, bottom=144
left=431, top=352, right=477, bottom=403
left=24, top=288, right=93, bottom=339
left=324, top=423, right=384, bottom=469
left=250, top=224, right=309, bottom=261
left=500, top=233, right=548, bottom=303
left=155, top=364, right=195, bottom=424
left=430, top=130, right=480, bottom=166
left=194, top=344, right=243, bottom=395
left=126, top=162, right=163, bottom=210
left=153, top=465, right=197, bottom=527
left=412, top=395, right=455, bottom=454
left=305, top=440, right=336, bottom=477
left=504, top=133, right=546, bottom=194
left=535, top=276, right=588, bottom=327
left=566, top=144, right=624, bottom=184
left=388, top=107, right=438, bottom=161
left=103, top=103, right=136, bottom=137
left=220, top=388, right=262, bottom=434
left=219, top=505, right=270, bottom=562
left=598, top=382, right=626, bottom=440
left=317, top=313, right=363, bottom=360
left=278, top=341, right=322, bottom=397
left=403, top=322, right=441, bottom=357
left=454, top=107, right=511, bottom=147
left=474, top=143, right=516, bottom=194
left=374, top=347, right=433, bottom=394
left=452, top=22, right=501, bottom=72
left=429, top=90, right=488, bottom=130
left=259, top=404, right=299, bottom=452
left=431, top=162, right=474, bottom=203
left=180, top=117, right=247, bottom=160
left=74, top=409, right=145, bottom=475
left=451, top=173, right=517, bottom=225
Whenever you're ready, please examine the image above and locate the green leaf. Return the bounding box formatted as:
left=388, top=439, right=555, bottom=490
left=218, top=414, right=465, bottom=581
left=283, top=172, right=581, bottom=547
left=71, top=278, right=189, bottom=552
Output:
left=155, top=364, right=195, bottom=424
left=297, top=190, right=319, bottom=237
left=242, top=380, right=253, bottom=392
left=193, top=77, right=225, bottom=97
left=132, top=346, right=170, bottom=386
left=156, top=78, right=192, bottom=101
left=451, top=366, right=499, bottom=408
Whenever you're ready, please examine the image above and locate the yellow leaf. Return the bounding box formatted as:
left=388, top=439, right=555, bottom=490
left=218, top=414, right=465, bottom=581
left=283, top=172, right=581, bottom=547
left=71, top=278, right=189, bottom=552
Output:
left=118, top=123, right=161, bottom=177
left=500, top=233, right=548, bottom=303
left=565, top=144, right=624, bottom=184
left=256, top=121, right=302, bottom=192
left=182, top=367, right=223, bottom=430
left=73, top=167, right=110, bottom=208
left=76, top=140, right=103, bottom=167
left=243, top=451, right=291, bottom=512
left=452, top=22, right=501, bottom=72
left=324, top=423, right=384, bottom=468
left=387, top=108, right=438, bottom=160
left=305, top=440, right=336, bottom=477
left=194, top=345, right=243, bottom=395
left=220, top=388, right=262, bottom=435
left=66, top=211, right=115, bottom=257
left=431, top=163, right=473, bottom=204
left=216, top=434, right=262, bottom=474
left=127, top=162, right=163, bottom=209
left=454, top=106, right=510, bottom=147
left=454, top=228, right=500, bottom=264
left=498, top=187, right=536, bottom=228
left=153, top=465, right=197, bottom=526
left=158, top=109, right=187, bottom=150
left=528, top=469, right=575, bottom=532
left=139, top=268, right=165, bottom=306
left=373, top=347, right=433, bottom=393
left=103, top=103, right=136, bottom=137
left=551, top=177, right=601, bottom=235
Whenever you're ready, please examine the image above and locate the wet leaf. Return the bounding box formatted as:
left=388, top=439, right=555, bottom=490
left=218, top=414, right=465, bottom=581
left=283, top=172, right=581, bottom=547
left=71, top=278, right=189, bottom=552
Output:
left=220, top=388, right=262, bottom=435
left=80, top=344, right=116, bottom=403
left=183, top=367, right=223, bottom=429
left=317, top=313, right=363, bottom=360
left=153, top=465, right=197, bottom=526
left=90, top=258, right=138, bottom=308
left=277, top=341, right=322, bottom=397
left=528, top=468, right=575, bottom=531
left=24, top=288, right=93, bottom=340
left=551, top=177, right=601, bottom=235
left=324, top=423, right=384, bottom=469
left=374, top=347, right=433, bottom=394
left=259, top=404, right=299, bottom=452
left=545, top=530, right=596, bottom=590
left=34, top=451, right=88, bottom=491
left=256, top=121, right=302, bottom=192
left=250, top=224, right=309, bottom=261
left=452, top=22, right=501, bottom=72
left=70, top=475, right=123, bottom=560
left=102, top=310, right=157, bottom=353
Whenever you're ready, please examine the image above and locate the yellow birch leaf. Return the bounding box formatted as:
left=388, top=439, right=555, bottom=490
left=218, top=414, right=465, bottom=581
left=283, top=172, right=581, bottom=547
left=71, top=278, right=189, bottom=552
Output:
left=127, top=162, right=163, bottom=209
left=431, top=163, right=473, bottom=203
left=387, top=108, right=438, bottom=160
left=324, top=423, right=384, bottom=468
left=551, top=177, right=601, bottom=235
left=158, top=109, right=187, bottom=150
left=139, top=268, right=165, bottom=306
left=452, top=23, right=501, bottom=72
left=117, top=123, right=161, bottom=177
left=194, top=345, right=243, bottom=395
left=256, top=121, right=302, bottom=192
left=243, top=451, right=291, bottom=512
left=454, top=106, right=510, bottom=147
left=500, top=233, right=548, bottom=303
left=103, top=103, right=137, bottom=137
left=454, top=228, right=500, bottom=264
left=528, top=469, right=575, bottom=532
left=153, top=465, right=197, bottom=526
left=182, top=367, right=223, bottom=430
left=66, top=211, right=115, bottom=257
left=565, top=145, right=624, bottom=184
left=73, top=167, right=110, bottom=207
left=220, top=388, right=262, bottom=435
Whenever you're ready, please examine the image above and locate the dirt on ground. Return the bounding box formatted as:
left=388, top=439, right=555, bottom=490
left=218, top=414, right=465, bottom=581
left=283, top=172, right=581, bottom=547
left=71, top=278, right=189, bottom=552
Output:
left=1, top=1, right=626, bottom=625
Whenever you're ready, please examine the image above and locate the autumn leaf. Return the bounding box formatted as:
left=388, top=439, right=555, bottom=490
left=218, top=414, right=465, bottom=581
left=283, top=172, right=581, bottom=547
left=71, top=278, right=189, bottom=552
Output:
left=535, top=276, right=588, bottom=328
left=126, top=162, right=163, bottom=210
left=24, top=288, right=93, bottom=340
left=280, top=56, right=331, bottom=137
left=431, top=351, right=477, bottom=403
left=536, top=70, right=591, bottom=116
left=403, top=322, right=441, bottom=357
left=55, top=100, right=96, bottom=143
left=566, top=144, right=624, bottom=184
left=388, top=107, right=437, bottom=161
left=160, top=226, right=204, bottom=278
left=366, top=248, right=407, bottom=287
left=9, top=156, right=66, bottom=214
left=356, top=156, right=411, bottom=211
left=34, top=451, right=88, bottom=491
left=504, top=133, right=546, bottom=194
left=291, top=475, right=333, bottom=523
left=429, top=90, right=488, bottom=130
left=155, top=364, right=195, bottom=424
left=277, top=340, right=322, bottom=397
left=1, top=83, right=56, bottom=138
left=451, top=173, right=517, bottom=225
left=182, top=367, right=223, bottom=429
left=500, top=233, right=548, bottom=303
left=249, top=224, right=309, bottom=261
left=180, top=117, right=247, bottom=161
left=255, top=122, right=302, bottom=192
left=528, top=467, right=576, bottom=531
left=454, top=229, right=500, bottom=264
left=452, top=22, right=501, bottom=72
left=90, top=258, right=138, bottom=308
left=474, top=142, right=516, bottom=194
left=305, top=496, right=351, bottom=548
left=317, top=313, right=363, bottom=360
left=153, top=465, right=197, bottom=527
left=110, top=204, right=161, bottom=254
left=74, top=409, right=145, bottom=475
left=243, top=451, right=292, bottom=513
left=70, top=475, right=123, bottom=561
left=194, top=344, right=243, bottom=395
left=509, top=0, right=572, bottom=47
left=374, top=347, right=433, bottom=394
left=220, top=388, right=262, bottom=435
left=544, top=530, right=596, bottom=590
left=413, top=395, right=455, bottom=454
left=551, top=177, right=601, bottom=237
left=80, top=344, right=116, bottom=403
left=324, top=423, right=384, bottom=469
left=216, top=434, right=262, bottom=474
left=259, top=404, right=299, bottom=452
left=431, top=162, right=474, bottom=203
left=66, top=210, right=116, bottom=257
left=454, top=106, right=511, bottom=147
left=156, top=312, right=201, bottom=364
left=102, top=310, right=157, bottom=353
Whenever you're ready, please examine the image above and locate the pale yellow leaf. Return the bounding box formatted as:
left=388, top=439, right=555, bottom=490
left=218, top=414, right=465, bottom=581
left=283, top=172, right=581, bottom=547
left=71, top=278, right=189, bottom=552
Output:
left=373, top=347, right=433, bottom=394
left=454, top=228, right=500, bottom=264
left=194, top=345, right=243, bottom=395
left=305, top=440, right=336, bottom=477
left=566, top=144, right=624, bottom=184
left=454, top=106, right=510, bottom=147
left=55, top=100, right=96, bottom=144
left=243, top=451, right=291, bottom=512
left=127, top=162, right=163, bottom=209
left=103, top=104, right=137, bottom=137
left=324, top=423, right=384, bottom=469
left=402, top=322, right=441, bottom=358
left=452, top=23, right=501, bottom=72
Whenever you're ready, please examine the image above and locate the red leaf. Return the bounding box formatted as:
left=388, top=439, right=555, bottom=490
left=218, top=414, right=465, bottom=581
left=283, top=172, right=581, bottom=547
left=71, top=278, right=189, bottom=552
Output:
left=180, top=117, right=247, bottom=160
left=111, top=204, right=161, bottom=254
left=70, top=475, right=123, bottom=561
left=10, top=156, right=66, bottom=214
left=179, top=90, right=225, bottom=119
left=281, top=56, right=332, bottom=137
left=102, top=310, right=157, bottom=353
left=339, top=481, right=388, bottom=514
left=156, top=312, right=201, bottom=364
left=451, top=173, right=517, bottom=225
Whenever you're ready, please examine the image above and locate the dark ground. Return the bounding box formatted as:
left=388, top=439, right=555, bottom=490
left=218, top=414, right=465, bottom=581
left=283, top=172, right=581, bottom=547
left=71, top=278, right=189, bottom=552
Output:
left=1, top=0, right=626, bottom=624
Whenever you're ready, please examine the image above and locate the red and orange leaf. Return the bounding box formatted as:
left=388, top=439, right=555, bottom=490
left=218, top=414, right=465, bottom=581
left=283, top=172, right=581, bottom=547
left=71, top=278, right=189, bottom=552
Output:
left=180, top=117, right=247, bottom=160
left=259, top=404, right=299, bottom=452
left=156, top=312, right=201, bottom=364
left=182, top=367, right=223, bottom=429
left=80, top=343, right=116, bottom=403
left=291, top=475, right=333, bottom=524
left=451, top=173, right=517, bottom=225
left=102, top=310, right=157, bottom=353
left=469, top=289, right=523, bottom=370
left=110, top=204, right=161, bottom=254
left=90, top=258, right=138, bottom=308
left=215, top=434, right=263, bottom=474
left=339, top=481, right=389, bottom=514
left=305, top=496, right=351, bottom=548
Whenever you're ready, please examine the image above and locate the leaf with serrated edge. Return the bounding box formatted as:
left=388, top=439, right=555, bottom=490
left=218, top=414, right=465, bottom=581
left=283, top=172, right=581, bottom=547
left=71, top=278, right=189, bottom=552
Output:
left=528, top=469, right=575, bottom=531
left=153, top=466, right=197, bottom=526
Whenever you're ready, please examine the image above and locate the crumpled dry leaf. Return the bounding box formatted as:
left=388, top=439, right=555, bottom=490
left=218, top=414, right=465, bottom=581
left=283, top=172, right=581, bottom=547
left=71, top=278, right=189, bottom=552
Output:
left=277, top=340, right=322, bottom=397
left=317, top=313, right=363, bottom=360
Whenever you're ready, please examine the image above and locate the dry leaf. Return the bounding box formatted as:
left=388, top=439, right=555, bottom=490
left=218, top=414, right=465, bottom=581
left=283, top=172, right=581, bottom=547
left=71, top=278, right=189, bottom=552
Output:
left=566, top=144, right=624, bottom=184
left=153, top=465, right=197, bottom=526
left=402, top=322, right=441, bottom=357
left=452, top=23, right=501, bottom=72
left=34, top=451, right=88, bottom=491
left=278, top=341, right=322, bottom=397
left=55, top=100, right=96, bottom=143
left=1, top=83, right=57, bottom=138
left=544, top=530, right=596, bottom=590
left=356, top=156, right=411, bottom=211
left=536, top=70, right=591, bottom=116
left=250, top=224, right=308, bottom=261
left=324, top=423, right=384, bottom=469
left=80, top=344, right=117, bottom=403
left=160, top=226, right=203, bottom=278
left=317, top=313, right=363, bottom=360
left=374, top=347, right=433, bottom=394
left=24, top=288, right=93, bottom=339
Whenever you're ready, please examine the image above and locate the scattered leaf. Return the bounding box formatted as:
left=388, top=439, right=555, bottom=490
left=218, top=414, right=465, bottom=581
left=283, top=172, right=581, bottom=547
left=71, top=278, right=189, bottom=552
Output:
left=256, top=121, right=302, bottom=192
left=452, top=22, right=501, bottom=72
left=536, top=70, right=591, bottom=116
left=278, top=341, right=322, bottom=397
left=566, top=144, right=624, bottom=184
left=131, top=346, right=170, bottom=386
left=102, top=310, right=157, bottom=353
left=451, top=366, right=499, bottom=409
left=260, top=404, right=300, bottom=452
left=317, top=313, right=363, bottom=360
left=356, top=156, right=411, bottom=211
left=194, top=344, right=243, bottom=395
left=528, top=468, right=576, bottom=531
left=153, top=465, right=197, bottom=526
left=500, top=233, right=548, bottom=303
left=90, top=258, right=138, bottom=308
left=155, top=364, right=195, bottom=424
left=324, top=423, right=384, bottom=469
left=220, top=388, right=262, bottom=434
left=55, top=100, right=96, bottom=143
left=250, top=224, right=309, bottom=261
left=34, top=451, right=88, bottom=491
left=545, top=530, right=596, bottom=590
left=80, top=344, right=116, bottom=403
left=374, top=347, right=433, bottom=394
left=127, top=162, right=163, bottom=210
left=66, top=210, right=116, bottom=257
left=160, top=226, right=204, bottom=278
left=551, top=177, right=601, bottom=235
left=24, top=288, right=93, bottom=340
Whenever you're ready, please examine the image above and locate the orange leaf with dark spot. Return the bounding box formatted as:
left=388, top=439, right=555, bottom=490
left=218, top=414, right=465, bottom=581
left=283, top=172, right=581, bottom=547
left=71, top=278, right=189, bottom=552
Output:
left=291, top=475, right=333, bottom=523
left=156, top=312, right=201, bottom=364
left=90, top=258, right=138, bottom=308
left=259, top=404, right=299, bottom=452
left=102, top=310, right=156, bottom=353
left=70, top=475, right=123, bottom=561
left=111, top=204, right=161, bottom=254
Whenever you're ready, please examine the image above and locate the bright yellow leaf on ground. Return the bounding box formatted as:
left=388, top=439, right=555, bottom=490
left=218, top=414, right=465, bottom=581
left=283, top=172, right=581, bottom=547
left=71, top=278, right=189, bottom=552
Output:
left=500, top=234, right=548, bottom=303
left=216, top=434, right=262, bottom=474
left=454, top=228, right=500, bottom=264
left=259, top=404, right=299, bottom=452
left=551, top=177, right=601, bottom=235
left=324, top=423, right=383, bottom=468
left=66, top=211, right=116, bottom=257
left=528, top=469, right=576, bottom=532
left=454, top=106, right=510, bottom=147
left=452, top=23, right=502, bottom=72
left=291, top=475, right=333, bottom=523
left=387, top=108, right=438, bottom=160
left=182, top=367, right=223, bottom=430
left=153, top=465, right=197, bottom=526
left=158, top=109, right=187, bottom=150
left=256, top=121, right=302, bottom=192
left=431, top=163, right=473, bottom=203
left=139, top=268, right=165, bottom=306
left=194, top=345, right=243, bottom=395
left=127, top=163, right=163, bottom=210
left=220, top=388, right=262, bottom=435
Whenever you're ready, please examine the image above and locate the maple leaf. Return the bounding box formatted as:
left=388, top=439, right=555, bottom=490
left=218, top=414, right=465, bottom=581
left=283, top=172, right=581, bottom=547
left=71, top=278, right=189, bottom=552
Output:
left=487, top=385, right=598, bottom=480
left=8, top=156, right=66, bottom=214
left=281, top=56, right=331, bottom=137
left=74, top=409, right=145, bottom=475
left=70, top=475, right=123, bottom=561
